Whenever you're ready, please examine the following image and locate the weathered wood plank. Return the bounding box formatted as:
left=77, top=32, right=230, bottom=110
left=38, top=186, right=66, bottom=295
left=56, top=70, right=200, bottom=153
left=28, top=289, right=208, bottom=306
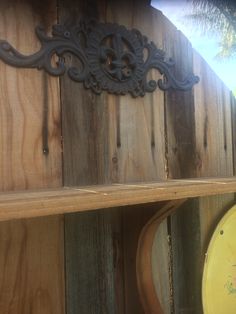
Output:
left=0, top=2, right=61, bottom=191
left=65, top=210, right=118, bottom=314
left=58, top=1, right=236, bottom=312
left=60, top=0, right=170, bottom=312
left=0, top=1, right=64, bottom=314
left=160, top=14, right=202, bottom=313
left=194, top=53, right=233, bottom=178
left=0, top=177, right=235, bottom=221
left=231, top=91, right=236, bottom=176
left=59, top=1, right=123, bottom=313
left=156, top=8, right=236, bottom=312
left=106, top=3, right=170, bottom=312
left=171, top=199, right=202, bottom=313
left=161, top=18, right=198, bottom=313
left=163, top=23, right=197, bottom=180
left=168, top=47, right=235, bottom=313
left=194, top=52, right=234, bottom=314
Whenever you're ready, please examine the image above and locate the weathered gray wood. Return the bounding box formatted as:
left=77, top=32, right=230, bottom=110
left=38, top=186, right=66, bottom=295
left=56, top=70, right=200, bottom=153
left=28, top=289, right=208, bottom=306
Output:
left=166, top=32, right=235, bottom=313
left=171, top=199, right=202, bottom=313
left=161, top=17, right=203, bottom=313
left=59, top=1, right=124, bottom=313
left=65, top=210, right=117, bottom=314
left=59, top=1, right=236, bottom=313
left=105, top=3, right=170, bottom=313
left=60, top=1, right=170, bottom=313
left=194, top=53, right=234, bottom=313
left=231, top=91, right=236, bottom=176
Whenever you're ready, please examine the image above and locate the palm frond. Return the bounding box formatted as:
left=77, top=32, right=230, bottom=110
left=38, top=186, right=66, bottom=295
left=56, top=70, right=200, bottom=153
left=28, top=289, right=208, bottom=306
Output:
left=186, top=0, right=236, bottom=59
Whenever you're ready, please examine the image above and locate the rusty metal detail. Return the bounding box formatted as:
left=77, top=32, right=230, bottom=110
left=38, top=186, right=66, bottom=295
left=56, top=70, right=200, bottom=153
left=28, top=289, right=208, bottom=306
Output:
left=0, top=20, right=199, bottom=97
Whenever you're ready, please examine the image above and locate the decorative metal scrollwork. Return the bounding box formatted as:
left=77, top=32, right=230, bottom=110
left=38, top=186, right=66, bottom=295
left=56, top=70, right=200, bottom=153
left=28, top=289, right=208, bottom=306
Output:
left=0, top=20, right=199, bottom=97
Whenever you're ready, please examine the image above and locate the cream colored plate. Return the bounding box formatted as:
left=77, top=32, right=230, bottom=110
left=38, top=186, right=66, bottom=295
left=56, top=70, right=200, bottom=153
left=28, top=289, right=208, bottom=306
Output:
left=202, top=205, right=236, bottom=314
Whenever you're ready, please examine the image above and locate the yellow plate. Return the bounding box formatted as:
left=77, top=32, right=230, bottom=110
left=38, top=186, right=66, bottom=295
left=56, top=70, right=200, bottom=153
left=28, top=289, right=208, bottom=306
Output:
left=202, top=205, right=236, bottom=314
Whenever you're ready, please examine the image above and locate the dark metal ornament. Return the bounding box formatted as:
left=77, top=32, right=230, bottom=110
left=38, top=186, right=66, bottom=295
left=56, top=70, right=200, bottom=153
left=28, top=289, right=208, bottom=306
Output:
left=0, top=20, right=199, bottom=97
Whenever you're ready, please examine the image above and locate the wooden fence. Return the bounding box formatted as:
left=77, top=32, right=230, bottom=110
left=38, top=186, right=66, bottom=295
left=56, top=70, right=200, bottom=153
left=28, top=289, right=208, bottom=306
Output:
left=0, top=0, right=235, bottom=313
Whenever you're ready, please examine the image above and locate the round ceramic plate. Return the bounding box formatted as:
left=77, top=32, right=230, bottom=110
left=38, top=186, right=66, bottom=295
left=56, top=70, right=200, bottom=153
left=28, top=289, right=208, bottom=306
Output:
left=202, top=205, right=236, bottom=314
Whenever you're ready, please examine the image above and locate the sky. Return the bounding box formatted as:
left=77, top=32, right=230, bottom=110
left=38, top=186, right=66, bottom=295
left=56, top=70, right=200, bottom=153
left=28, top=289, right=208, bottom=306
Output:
left=151, top=0, right=236, bottom=91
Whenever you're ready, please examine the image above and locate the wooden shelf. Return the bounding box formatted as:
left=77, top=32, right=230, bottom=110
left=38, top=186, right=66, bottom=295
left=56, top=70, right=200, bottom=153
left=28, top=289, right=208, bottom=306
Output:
left=0, top=177, right=235, bottom=222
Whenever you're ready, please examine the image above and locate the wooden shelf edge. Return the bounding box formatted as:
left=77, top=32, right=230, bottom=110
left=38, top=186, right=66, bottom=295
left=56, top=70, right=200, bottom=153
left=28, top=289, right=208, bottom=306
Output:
left=0, top=177, right=236, bottom=222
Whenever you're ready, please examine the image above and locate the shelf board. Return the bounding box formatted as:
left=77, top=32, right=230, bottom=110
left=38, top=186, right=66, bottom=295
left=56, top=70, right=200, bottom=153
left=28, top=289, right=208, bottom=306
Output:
left=0, top=177, right=236, bottom=222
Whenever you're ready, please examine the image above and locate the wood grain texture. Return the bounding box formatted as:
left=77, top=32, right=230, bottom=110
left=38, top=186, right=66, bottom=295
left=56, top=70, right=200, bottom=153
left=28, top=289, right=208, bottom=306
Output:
left=163, top=19, right=196, bottom=180
left=194, top=52, right=234, bottom=314
left=60, top=1, right=236, bottom=312
left=161, top=16, right=202, bottom=314
left=60, top=1, right=173, bottom=312
left=137, top=200, right=186, bottom=314
left=171, top=199, right=202, bottom=314
left=106, top=3, right=167, bottom=184
left=0, top=216, right=65, bottom=314
left=0, top=177, right=235, bottom=221
left=65, top=210, right=118, bottom=314
left=231, top=92, right=236, bottom=176
left=193, top=52, right=233, bottom=178
left=0, top=1, right=234, bottom=314
left=0, top=1, right=61, bottom=191
left=150, top=9, right=236, bottom=312
left=59, top=1, right=123, bottom=313
left=193, top=55, right=234, bottom=170
left=108, top=1, right=170, bottom=313
left=0, top=1, right=64, bottom=314
left=106, top=3, right=170, bottom=313
left=168, top=47, right=235, bottom=313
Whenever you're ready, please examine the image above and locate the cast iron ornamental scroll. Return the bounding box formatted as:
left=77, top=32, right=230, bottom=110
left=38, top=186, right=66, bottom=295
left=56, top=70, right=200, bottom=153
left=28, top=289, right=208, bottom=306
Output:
left=0, top=20, right=199, bottom=97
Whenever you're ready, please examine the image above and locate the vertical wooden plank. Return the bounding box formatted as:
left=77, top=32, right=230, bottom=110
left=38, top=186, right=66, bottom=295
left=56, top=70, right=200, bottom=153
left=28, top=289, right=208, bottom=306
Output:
left=165, top=31, right=235, bottom=313
left=0, top=216, right=65, bottom=314
left=65, top=210, right=118, bottom=314
left=161, top=17, right=203, bottom=313
left=0, top=1, right=64, bottom=314
left=59, top=0, right=110, bottom=187
left=193, top=51, right=235, bottom=252
left=103, top=3, right=171, bottom=314
left=106, top=4, right=171, bottom=313
left=163, top=31, right=197, bottom=179
left=171, top=199, right=202, bottom=314
left=231, top=92, right=236, bottom=176
left=158, top=8, right=235, bottom=312
left=106, top=3, right=167, bottom=183
left=59, top=1, right=122, bottom=314
left=194, top=54, right=233, bottom=178
left=0, top=1, right=62, bottom=191
left=61, top=1, right=171, bottom=313
left=194, top=53, right=235, bottom=314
